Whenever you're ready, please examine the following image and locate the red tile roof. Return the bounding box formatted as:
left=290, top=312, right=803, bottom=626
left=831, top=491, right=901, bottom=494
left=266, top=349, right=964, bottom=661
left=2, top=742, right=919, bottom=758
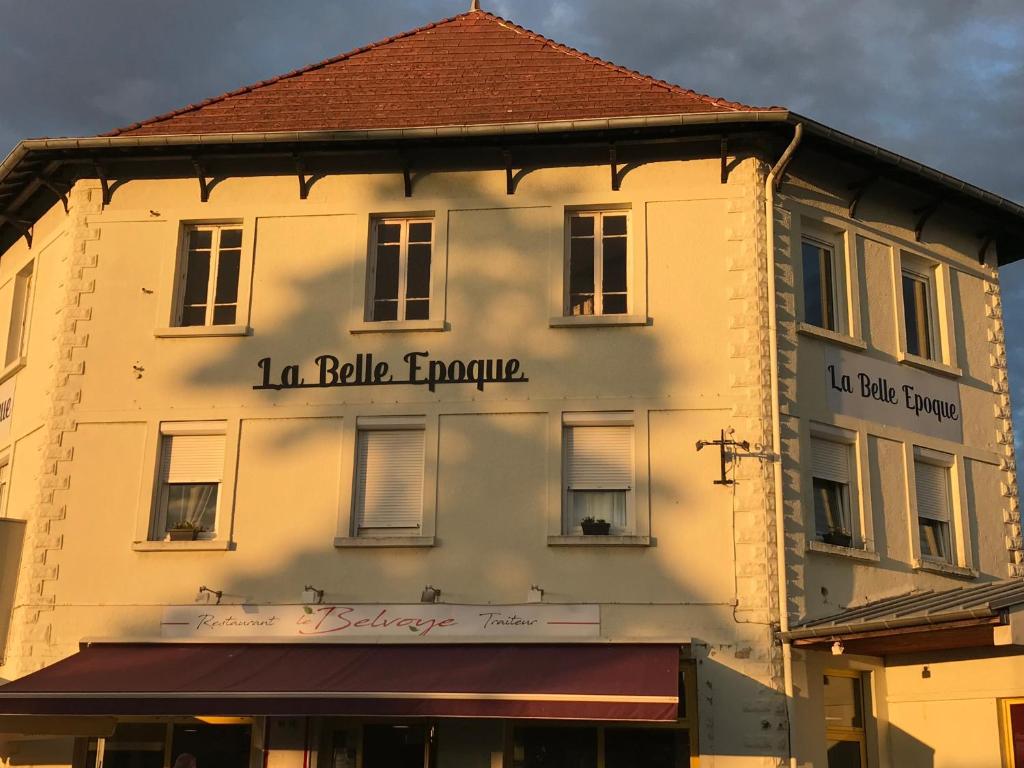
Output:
left=107, top=9, right=781, bottom=137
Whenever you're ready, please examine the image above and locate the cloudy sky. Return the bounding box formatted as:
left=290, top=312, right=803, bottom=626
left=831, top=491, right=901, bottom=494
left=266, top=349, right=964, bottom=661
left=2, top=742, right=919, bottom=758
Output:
left=3, top=0, right=1024, bottom=428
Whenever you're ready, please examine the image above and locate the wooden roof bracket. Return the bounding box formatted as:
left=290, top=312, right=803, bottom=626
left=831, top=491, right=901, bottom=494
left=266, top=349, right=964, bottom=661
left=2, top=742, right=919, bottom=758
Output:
left=0, top=214, right=33, bottom=249
left=847, top=174, right=878, bottom=219
left=399, top=152, right=413, bottom=198
left=720, top=138, right=728, bottom=184
left=978, top=233, right=995, bottom=265
left=913, top=198, right=942, bottom=242
left=191, top=159, right=213, bottom=203
left=294, top=155, right=319, bottom=200
left=38, top=176, right=70, bottom=214
left=610, top=145, right=620, bottom=191
left=93, top=163, right=113, bottom=208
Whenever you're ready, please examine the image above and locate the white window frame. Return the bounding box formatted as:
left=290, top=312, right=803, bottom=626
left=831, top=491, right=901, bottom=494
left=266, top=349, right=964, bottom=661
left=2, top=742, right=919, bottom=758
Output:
left=893, top=249, right=960, bottom=374
left=564, top=209, right=631, bottom=317
left=823, top=669, right=870, bottom=768
left=5, top=259, right=34, bottom=368
left=800, top=235, right=843, bottom=333
left=805, top=423, right=876, bottom=556
left=150, top=422, right=227, bottom=541
left=793, top=216, right=864, bottom=345
left=809, top=432, right=855, bottom=544
left=366, top=217, right=435, bottom=323
left=561, top=412, right=636, bottom=535
left=133, top=419, right=239, bottom=551
left=173, top=223, right=244, bottom=328
left=905, top=444, right=973, bottom=572
left=335, top=415, right=439, bottom=547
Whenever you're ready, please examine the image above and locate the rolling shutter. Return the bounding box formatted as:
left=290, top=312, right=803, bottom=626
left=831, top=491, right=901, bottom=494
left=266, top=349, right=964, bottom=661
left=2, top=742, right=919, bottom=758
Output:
left=355, top=430, right=425, bottom=529
left=566, top=426, right=633, bottom=490
left=160, top=434, right=225, bottom=483
left=915, top=461, right=950, bottom=521
left=810, top=438, right=850, bottom=484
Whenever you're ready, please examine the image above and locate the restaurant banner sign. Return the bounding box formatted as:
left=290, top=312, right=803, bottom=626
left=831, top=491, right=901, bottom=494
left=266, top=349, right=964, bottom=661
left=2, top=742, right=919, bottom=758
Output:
left=161, top=603, right=600, bottom=641
left=823, top=348, right=962, bottom=442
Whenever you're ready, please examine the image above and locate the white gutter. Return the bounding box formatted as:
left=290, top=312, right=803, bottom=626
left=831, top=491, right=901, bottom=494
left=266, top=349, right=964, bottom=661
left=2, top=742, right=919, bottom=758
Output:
left=765, top=121, right=802, bottom=768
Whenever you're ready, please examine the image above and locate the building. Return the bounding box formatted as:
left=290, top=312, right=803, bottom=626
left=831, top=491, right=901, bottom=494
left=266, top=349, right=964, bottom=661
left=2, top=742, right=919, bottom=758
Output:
left=0, top=5, right=1023, bottom=767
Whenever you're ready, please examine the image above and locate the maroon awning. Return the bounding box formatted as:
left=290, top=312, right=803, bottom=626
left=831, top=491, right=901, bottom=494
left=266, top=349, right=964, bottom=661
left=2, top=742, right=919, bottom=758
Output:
left=0, top=643, right=679, bottom=721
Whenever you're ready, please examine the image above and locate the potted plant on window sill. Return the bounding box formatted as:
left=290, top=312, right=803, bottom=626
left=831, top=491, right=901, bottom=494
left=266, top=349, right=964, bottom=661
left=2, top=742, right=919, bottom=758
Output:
left=580, top=517, right=611, bottom=536
left=821, top=528, right=853, bottom=548
left=167, top=520, right=202, bottom=542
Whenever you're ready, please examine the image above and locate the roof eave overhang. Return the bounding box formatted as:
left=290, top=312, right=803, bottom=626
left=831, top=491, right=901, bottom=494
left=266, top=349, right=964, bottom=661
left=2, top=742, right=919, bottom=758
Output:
left=779, top=607, right=999, bottom=643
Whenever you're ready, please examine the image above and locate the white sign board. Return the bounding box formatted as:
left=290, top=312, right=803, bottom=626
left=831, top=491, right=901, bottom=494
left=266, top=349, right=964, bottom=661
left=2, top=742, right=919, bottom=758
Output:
left=0, top=377, right=15, bottom=447
left=823, top=349, right=962, bottom=442
left=161, top=604, right=601, bottom=642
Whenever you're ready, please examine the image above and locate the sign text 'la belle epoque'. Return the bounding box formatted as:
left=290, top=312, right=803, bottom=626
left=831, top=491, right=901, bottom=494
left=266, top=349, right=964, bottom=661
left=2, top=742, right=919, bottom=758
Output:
left=255, top=351, right=527, bottom=392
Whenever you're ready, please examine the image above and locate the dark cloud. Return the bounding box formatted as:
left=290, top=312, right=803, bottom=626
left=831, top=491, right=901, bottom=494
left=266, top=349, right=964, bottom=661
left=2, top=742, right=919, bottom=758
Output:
left=3, top=0, right=1024, bottom=433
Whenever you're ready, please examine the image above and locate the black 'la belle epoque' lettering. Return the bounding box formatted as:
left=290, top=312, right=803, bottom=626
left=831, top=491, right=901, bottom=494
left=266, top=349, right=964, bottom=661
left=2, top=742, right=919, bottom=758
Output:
left=255, top=351, right=528, bottom=392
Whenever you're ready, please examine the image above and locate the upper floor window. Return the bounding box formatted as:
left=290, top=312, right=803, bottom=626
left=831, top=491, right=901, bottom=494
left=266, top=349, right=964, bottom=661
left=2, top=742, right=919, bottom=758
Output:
left=6, top=260, right=33, bottom=366
left=901, top=261, right=938, bottom=360
left=914, top=452, right=953, bottom=563
left=567, top=211, right=628, bottom=316
left=151, top=423, right=226, bottom=541
left=368, top=218, right=433, bottom=322
left=810, top=435, right=856, bottom=548
left=563, top=413, right=634, bottom=534
left=353, top=425, right=425, bottom=536
left=801, top=237, right=839, bottom=332
left=175, top=225, right=242, bottom=327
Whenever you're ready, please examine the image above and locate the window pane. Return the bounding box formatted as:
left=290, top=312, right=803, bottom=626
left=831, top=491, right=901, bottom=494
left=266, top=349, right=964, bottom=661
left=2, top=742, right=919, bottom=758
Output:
left=215, top=250, right=240, bottom=304
left=802, top=241, right=836, bottom=330
left=407, top=243, right=432, bottom=299
left=373, top=300, right=398, bottom=322
left=919, top=519, right=951, bottom=561
left=170, top=722, right=252, bottom=768
left=374, top=244, right=401, bottom=302
left=188, top=229, right=212, bottom=250
left=826, top=739, right=863, bottom=768
left=405, top=299, right=430, bottom=320
left=181, top=306, right=207, bottom=327
left=90, top=723, right=167, bottom=768
left=603, top=236, right=627, bottom=293
left=605, top=729, right=687, bottom=768
left=823, top=674, right=863, bottom=729
left=603, top=214, right=627, bottom=236
left=377, top=223, right=401, bottom=244
left=570, top=490, right=627, bottom=532
left=219, top=228, right=242, bottom=249
left=183, top=251, right=211, bottom=308
left=212, top=305, right=237, bottom=325
left=902, top=273, right=933, bottom=359
left=513, top=727, right=596, bottom=768
left=603, top=294, right=628, bottom=314
left=408, top=222, right=432, bottom=243
left=813, top=478, right=850, bottom=538
left=165, top=483, right=218, bottom=532
left=570, top=215, right=595, bottom=237
left=570, top=238, right=595, bottom=295
left=362, top=724, right=429, bottom=768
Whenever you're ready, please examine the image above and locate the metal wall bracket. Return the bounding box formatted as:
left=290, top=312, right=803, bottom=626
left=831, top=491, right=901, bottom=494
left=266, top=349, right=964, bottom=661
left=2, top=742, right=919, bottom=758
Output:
left=192, top=159, right=213, bottom=203
left=847, top=174, right=878, bottom=219
left=913, top=199, right=941, bottom=242
left=696, top=429, right=750, bottom=486
left=610, top=145, right=620, bottom=192
left=0, top=214, right=33, bottom=249
left=720, top=138, right=729, bottom=184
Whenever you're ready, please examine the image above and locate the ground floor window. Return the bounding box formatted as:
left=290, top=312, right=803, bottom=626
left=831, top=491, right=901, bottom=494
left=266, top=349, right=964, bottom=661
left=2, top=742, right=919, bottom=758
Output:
left=824, top=670, right=867, bottom=768
left=79, top=720, right=253, bottom=768
left=511, top=725, right=691, bottom=768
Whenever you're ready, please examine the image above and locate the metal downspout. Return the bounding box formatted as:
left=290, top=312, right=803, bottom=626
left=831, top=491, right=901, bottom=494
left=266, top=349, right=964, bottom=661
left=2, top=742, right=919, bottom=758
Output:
left=766, top=121, right=803, bottom=768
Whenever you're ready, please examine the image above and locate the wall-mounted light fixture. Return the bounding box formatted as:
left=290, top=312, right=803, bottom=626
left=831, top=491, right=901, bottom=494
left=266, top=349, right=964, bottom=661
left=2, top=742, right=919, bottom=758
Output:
left=199, top=586, right=223, bottom=605
left=420, top=585, right=442, bottom=603
left=528, top=585, right=544, bottom=603
left=830, top=641, right=845, bottom=656
left=303, top=585, right=325, bottom=604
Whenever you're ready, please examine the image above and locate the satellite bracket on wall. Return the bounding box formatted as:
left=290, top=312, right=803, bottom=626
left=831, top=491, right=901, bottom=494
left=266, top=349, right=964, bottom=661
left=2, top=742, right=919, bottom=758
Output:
left=696, top=429, right=750, bottom=486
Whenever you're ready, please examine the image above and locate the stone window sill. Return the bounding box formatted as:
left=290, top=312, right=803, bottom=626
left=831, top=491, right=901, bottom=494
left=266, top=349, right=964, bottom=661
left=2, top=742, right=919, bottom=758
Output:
left=898, top=352, right=962, bottom=379
left=914, top=558, right=977, bottom=579
left=334, top=535, right=435, bottom=548
left=154, top=324, right=251, bottom=338
left=807, top=540, right=880, bottom=562
left=796, top=323, right=867, bottom=351
left=0, top=356, right=26, bottom=385
left=132, top=540, right=235, bottom=552
left=350, top=320, right=447, bottom=334
left=548, top=535, right=651, bottom=547
left=549, top=315, right=648, bottom=328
